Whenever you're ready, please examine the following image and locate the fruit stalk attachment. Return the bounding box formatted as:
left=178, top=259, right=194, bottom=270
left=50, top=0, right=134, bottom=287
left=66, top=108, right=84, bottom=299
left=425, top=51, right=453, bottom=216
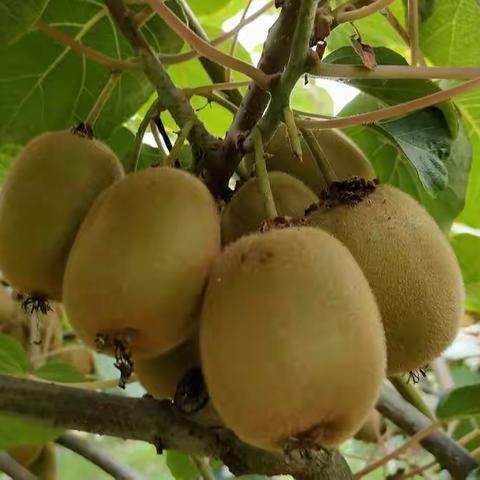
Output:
left=165, top=120, right=195, bottom=167
left=252, top=127, right=278, bottom=220
left=283, top=108, right=303, bottom=162
left=301, top=128, right=337, bottom=185
left=85, top=73, right=121, bottom=131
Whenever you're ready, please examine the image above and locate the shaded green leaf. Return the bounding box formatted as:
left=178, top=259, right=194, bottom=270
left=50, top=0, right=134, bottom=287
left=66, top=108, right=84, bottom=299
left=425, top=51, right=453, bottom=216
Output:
left=451, top=233, right=480, bottom=312
left=187, top=0, right=234, bottom=16
left=437, top=383, right=480, bottom=419
left=0, top=414, right=62, bottom=449
left=0, top=334, right=29, bottom=373
left=166, top=451, right=199, bottom=480
left=35, top=359, right=85, bottom=383
left=342, top=94, right=471, bottom=231
left=0, top=144, right=21, bottom=184
left=0, top=0, right=49, bottom=45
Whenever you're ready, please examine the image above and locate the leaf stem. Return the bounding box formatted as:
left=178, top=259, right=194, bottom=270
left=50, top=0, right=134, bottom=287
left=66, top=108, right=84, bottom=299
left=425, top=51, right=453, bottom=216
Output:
left=295, top=75, right=480, bottom=129
left=389, top=375, right=435, bottom=421
left=184, top=81, right=250, bottom=96
left=310, top=63, right=480, bottom=80
left=35, top=20, right=138, bottom=71
left=253, top=128, right=278, bottom=220
left=85, top=73, right=121, bottom=129
left=0, top=452, right=37, bottom=480
left=149, top=120, right=169, bottom=165
left=334, top=0, right=396, bottom=24
left=165, top=120, right=194, bottom=167
left=145, top=0, right=270, bottom=88
left=408, top=0, right=421, bottom=66
left=283, top=108, right=303, bottom=162
left=301, top=129, right=337, bottom=185
left=191, top=456, right=215, bottom=480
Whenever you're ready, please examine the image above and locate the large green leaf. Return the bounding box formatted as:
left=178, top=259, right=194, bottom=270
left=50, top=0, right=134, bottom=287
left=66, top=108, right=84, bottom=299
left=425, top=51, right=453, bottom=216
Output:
left=187, top=0, right=235, bottom=16
left=0, top=415, right=62, bottom=449
left=451, top=233, right=480, bottom=312
left=0, top=334, right=29, bottom=374
left=166, top=451, right=199, bottom=480
left=0, top=0, right=185, bottom=145
left=0, top=0, right=49, bottom=45
left=342, top=95, right=471, bottom=231
left=437, top=383, right=480, bottom=419
left=419, top=0, right=480, bottom=227
left=35, top=359, right=85, bottom=383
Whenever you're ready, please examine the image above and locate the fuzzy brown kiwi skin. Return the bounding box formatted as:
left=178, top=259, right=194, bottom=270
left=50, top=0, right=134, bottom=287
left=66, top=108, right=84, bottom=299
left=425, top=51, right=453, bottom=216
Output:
left=265, top=125, right=376, bottom=193
left=307, top=184, right=464, bottom=375
left=221, top=172, right=318, bottom=244
left=0, top=130, right=124, bottom=300
left=63, top=167, right=221, bottom=358
left=201, top=227, right=386, bottom=451
left=134, top=334, right=200, bottom=400
left=353, top=409, right=386, bottom=443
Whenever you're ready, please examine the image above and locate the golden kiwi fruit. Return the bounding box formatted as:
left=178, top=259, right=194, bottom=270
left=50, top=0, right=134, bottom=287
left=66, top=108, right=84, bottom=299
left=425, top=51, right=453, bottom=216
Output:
left=200, top=227, right=386, bottom=450
left=58, top=345, right=95, bottom=376
left=307, top=184, right=464, bottom=374
left=0, top=130, right=124, bottom=300
left=354, top=409, right=386, bottom=443
left=64, top=167, right=221, bottom=358
left=221, top=172, right=318, bottom=244
left=135, top=335, right=199, bottom=399
left=265, top=125, right=376, bottom=193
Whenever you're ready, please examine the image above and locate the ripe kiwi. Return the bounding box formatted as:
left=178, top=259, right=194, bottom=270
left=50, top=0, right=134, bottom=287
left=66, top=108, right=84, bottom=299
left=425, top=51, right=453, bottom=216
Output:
left=0, top=130, right=124, bottom=300
left=354, top=409, right=386, bottom=443
left=134, top=335, right=199, bottom=399
left=308, top=184, right=464, bottom=374
left=64, top=167, right=221, bottom=358
left=265, top=125, right=376, bottom=193
left=200, top=227, right=386, bottom=450
left=221, top=172, right=318, bottom=244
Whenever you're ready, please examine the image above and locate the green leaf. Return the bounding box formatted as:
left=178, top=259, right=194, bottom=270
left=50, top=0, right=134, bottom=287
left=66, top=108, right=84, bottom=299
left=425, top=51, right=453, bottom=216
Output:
left=342, top=94, right=471, bottom=231
left=187, top=0, right=235, bottom=16
left=0, top=144, right=20, bottom=184
left=166, top=451, right=199, bottom=480
left=0, top=0, right=186, bottom=145
left=0, top=0, right=50, bottom=45
left=324, top=46, right=458, bottom=136
left=35, top=359, right=85, bottom=383
left=451, top=233, right=480, bottom=312
left=0, top=334, right=29, bottom=374
left=419, top=0, right=480, bottom=228
left=437, top=383, right=480, bottom=419
left=0, top=414, right=62, bottom=449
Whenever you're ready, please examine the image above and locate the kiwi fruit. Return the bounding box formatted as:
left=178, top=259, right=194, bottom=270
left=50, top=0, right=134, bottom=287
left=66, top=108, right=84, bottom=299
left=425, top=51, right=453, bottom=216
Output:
left=0, top=130, right=124, bottom=300
left=64, top=167, right=221, bottom=358
left=307, top=184, right=464, bottom=374
left=200, top=227, right=386, bottom=450
left=221, top=172, right=318, bottom=244
left=354, top=409, right=386, bottom=443
left=135, top=335, right=199, bottom=399
left=265, top=125, right=376, bottom=193
left=58, top=345, right=95, bottom=376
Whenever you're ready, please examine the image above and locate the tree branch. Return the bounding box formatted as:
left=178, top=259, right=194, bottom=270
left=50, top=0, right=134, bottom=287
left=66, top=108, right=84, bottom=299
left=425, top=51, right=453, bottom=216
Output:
left=105, top=0, right=220, bottom=162
left=334, top=0, right=396, bottom=24
left=0, top=452, right=38, bottom=480
left=377, top=385, right=479, bottom=478
left=145, top=0, right=271, bottom=88
left=57, top=432, right=145, bottom=480
left=0, top=376, right=352, bottom=480
left=408, top=0, right=421, bottom=66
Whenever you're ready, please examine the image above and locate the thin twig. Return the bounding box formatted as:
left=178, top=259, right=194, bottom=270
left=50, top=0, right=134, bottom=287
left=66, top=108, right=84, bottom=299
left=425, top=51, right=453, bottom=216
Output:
left=301, top=129, right=337, bottom=184
left=353, top=423, right=440, bottom=478
left=225, top=0, right=255, bottom=83
left=382, top=7, right=410, bottom=45
left=253, top=128, right=277, bottom=220
left=35, top=20, right=138, bottom=71
left=191, top=456, right=215, bottom=480
left=184, top=81, right=250, bottom=96
left=334, top=0, right=396, bottom=24
left=389, top=375, right=435, bottom=421
left=165, top=120, right=194, bottom=167
left=310, top=63, right=480, bottom=80
left=159, top=2, right=274, bottom=65
left=149, top=120, right=169, bottom=165
left=283, top=108, right=303, bottom=162
left=85, top=73, right=121, bottom=128
left=146, top=0, right=270, bottom=88
left=296, top=75, right=480, bottom=129
left=0, top=452, right=38, bottom=480
left=57, top=432, right=145, bottom=480
left=408, top=0, right=421, bottom=66
left=193, top=92, right=239, bottom=114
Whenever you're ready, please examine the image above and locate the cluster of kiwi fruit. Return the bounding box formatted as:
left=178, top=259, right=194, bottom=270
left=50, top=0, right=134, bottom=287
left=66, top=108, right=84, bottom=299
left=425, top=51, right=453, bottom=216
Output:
left=0, top=123, right=463, bottom=453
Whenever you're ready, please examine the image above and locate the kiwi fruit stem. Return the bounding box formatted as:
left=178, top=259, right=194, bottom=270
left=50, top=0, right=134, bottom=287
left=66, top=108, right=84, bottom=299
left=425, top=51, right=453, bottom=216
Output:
left=389, top=375, right=435, bottom=421
left=165, top=119, right=195, bottom=167
left=252, top=127, right=278, bottom=220
left=283, top=108, right=303, bottom=162
left=301, top=128, right=337, bottom=185
left=85, top=73, right=120, bottom=129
